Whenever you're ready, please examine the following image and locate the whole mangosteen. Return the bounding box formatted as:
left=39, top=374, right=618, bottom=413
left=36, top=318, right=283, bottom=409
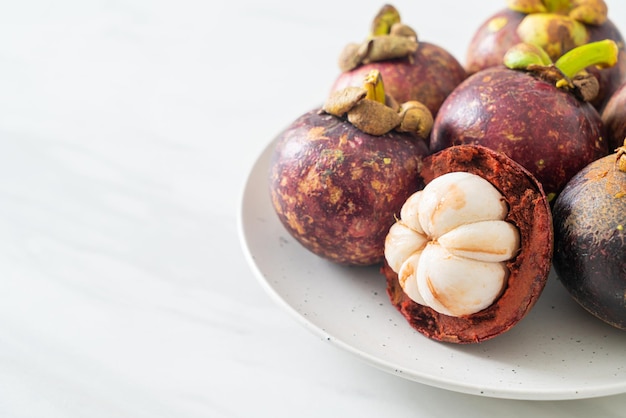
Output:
left=552, top=141, right=626, bottom=330
left=329, top=4, right=466, bottom=118
left=269, top=71, right=431, bottom=266
left=431, top=41, right=618, bottom=201
left=382, top=144, right=553, bottom=343
left=465, top=0, right=626, bottom=110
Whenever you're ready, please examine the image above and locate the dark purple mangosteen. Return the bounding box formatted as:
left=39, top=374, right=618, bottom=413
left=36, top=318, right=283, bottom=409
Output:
left=269, top=71, right=431, bottom=266
left=431, top=40, right=618, bottom=201
left=552, top=141, right=626, bottom=330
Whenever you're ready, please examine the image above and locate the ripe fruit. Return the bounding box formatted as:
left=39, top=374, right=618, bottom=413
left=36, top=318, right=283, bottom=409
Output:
left=382, top=145, right=553, bottom=343
left=552, top=142, right=626, bottom=330
left=431, top=41, right=617, bottom=200
left=269, top=71, right=430, bottom=265
left=330, top=4, right=466, bottom=117
left=465, top=0, right=626, bottom=110
left=385, top=171, right=521, bottom=317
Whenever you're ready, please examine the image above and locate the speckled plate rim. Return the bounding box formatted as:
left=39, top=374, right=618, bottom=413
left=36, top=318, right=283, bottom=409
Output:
left=237, top=137, right=626, bottom=401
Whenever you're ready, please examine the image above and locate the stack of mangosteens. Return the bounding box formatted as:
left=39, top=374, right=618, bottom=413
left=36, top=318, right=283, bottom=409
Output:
left=269, top=4, right=465, bottom=267
left=268, top=2, right=626, bottom=344
left=430, top=0, right=626, bottom=334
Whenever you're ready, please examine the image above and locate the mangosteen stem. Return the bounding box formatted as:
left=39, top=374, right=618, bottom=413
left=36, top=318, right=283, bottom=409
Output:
left=554, top=39, right=618, bottom=80
left=370, top=4, right=401, bottom=37
left=338, top=5, right=417, bottom=72
left=505, top=40, right=618, bottom=87
left=363, top=70, right=386, bottom=104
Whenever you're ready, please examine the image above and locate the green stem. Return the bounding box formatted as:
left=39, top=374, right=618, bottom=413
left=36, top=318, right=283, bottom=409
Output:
left=554, top=39, right=618, bottom=79
left=369, top=4, right=401, bottom=37
left=363, top=70, right=386, bottom=104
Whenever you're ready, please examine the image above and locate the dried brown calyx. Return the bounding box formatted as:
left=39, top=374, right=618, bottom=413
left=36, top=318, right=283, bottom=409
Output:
left=322, top=70, right=433, bottom=137
left=338, top=4, right=419, bottom=72
left=503, top=39, right=618, bottom=101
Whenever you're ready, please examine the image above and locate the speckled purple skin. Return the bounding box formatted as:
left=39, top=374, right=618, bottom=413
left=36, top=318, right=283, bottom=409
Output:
left=430, top=67, right=608, bottom=199
left=465, top=9, right=525, bottom=75
left=269, top=109, right=429, bottom=266
left=553, top=153, right=626, bottom=330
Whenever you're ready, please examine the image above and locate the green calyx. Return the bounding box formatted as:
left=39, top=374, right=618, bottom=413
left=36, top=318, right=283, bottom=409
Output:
left=517, top=14, right=589, bottom=60
left=504, top=40, right=618, bottom=100
left=508, top=0, right=609, bottom=60
left=503, top=43, right=553, bottom=69
left=507, top=0, right=608, bottom=25
left=505, top=39, right=618, bottom=76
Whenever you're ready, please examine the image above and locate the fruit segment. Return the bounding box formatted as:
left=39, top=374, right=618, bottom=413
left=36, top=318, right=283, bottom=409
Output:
left=385, top=171, right=520, bottom=317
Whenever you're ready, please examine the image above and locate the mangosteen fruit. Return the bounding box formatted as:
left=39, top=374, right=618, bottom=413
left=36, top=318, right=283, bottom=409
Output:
left=330, top=4, right=466, bottom=117
left=552, top=141, right=626, bottom=330
left=465, top=0, right=626, bottom=110
left=602, top=81, right=626, bottom=151
left=269, top=70, right=431, bottom=266
left=382, top=144, right=553, bottom=343
left=431, top=40, right=618, bottom=201
left=465, top=8, right=526, bottom=74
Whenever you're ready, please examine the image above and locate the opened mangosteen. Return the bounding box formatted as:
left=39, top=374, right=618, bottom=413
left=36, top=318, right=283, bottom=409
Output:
left=552, top=141, right=626, bottom=330
left=602, top=81, right=626, bottom=151
left=330, top=4, right=466, bottom=118
left=431, top=40, right=618, bottom=201
left=382, top=145, right=553, bottom=343
left=465, top=0, right=626, bottom=110
left=269, top=70, right=431, bottom=266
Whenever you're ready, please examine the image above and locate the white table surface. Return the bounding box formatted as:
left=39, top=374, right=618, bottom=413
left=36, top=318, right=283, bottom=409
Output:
left=2, top=1, right=626, bottom=417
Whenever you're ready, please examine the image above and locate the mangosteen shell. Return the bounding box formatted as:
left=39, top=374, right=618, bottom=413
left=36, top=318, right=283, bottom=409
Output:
left=430, top=66, right=608, bottom=200
left=330, top=42, right=467, bottom=117
left=552, top=153, right=626, bottom=330
left=382, top=145, right=553, bottom=343
left=269, top=109, right=429, bottom=266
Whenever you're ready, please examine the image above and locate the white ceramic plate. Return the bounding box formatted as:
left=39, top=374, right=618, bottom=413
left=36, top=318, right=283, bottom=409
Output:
left=238, top=138, right=626, bottom=401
